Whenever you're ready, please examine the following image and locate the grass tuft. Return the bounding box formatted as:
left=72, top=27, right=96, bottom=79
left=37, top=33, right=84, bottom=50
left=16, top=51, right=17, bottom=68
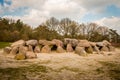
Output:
left=0, top=42, right=11, bottom=49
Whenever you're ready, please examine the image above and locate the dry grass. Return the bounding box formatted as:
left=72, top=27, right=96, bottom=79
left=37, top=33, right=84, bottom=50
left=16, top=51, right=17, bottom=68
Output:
left=0, top=48, right=120, bottom=80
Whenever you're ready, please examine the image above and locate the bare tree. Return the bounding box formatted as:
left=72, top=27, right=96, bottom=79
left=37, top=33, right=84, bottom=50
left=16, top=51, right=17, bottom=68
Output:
left=45, top=17, right=59, bottom=31
left=86, top=23, right=99, bottom=40
left=59, top=18, right=72, bottom=35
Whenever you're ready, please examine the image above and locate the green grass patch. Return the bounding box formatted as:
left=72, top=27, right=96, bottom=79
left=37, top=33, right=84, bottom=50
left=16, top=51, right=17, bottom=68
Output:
left=0, top=42, right=11, bottom=49
left=0, top=64, right=50, bottom=80
left=51, top=66, right=80, bottom=72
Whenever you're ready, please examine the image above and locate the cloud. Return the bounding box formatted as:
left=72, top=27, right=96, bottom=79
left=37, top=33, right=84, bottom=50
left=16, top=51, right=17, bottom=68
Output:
left=9, top=0, right=86, bottom=19
left=1, top=0, right=120, bottom=31
left=74, top=0, right=120, bottom=13
left=3, top=9, right=49, bottom=27
left=2, top=0, right=120, bottom=15
left=2, top=0, right=87, bottom=27
left=95, top=16, right=120, bottom=34
left=43, top=0, right=86, bottom=20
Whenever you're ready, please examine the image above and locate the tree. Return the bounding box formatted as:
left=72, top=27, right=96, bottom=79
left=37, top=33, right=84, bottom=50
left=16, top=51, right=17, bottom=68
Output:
left=32, top=25, right=62, bottom=40
left=59, top=18, right=72, bottom=35
left=0, top=17, right=119, bottom=43
left=67, top=21, right=79, bottom=38
left=45, top=17, right=59, bottom=31
left=0, top=18, right=32, bottom=42
left=109, top=29, right=120, bottom=43
left=86, top=23, right=99, bottom=40
left=79, top=23, right=86, bottom=39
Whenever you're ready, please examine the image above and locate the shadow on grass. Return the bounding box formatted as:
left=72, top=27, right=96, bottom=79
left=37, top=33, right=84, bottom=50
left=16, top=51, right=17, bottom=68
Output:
left=0, top=64, right=50, bottom=80
left=99, top=61, right=120, bottom=80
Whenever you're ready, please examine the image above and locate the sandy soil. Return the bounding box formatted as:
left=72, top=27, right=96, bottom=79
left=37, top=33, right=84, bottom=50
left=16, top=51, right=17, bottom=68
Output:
left=0, top=49, right=120, bottom=80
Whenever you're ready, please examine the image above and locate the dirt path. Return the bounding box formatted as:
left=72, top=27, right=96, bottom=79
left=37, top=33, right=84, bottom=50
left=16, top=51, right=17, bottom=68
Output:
left=0, top=49, right=120, bottom=80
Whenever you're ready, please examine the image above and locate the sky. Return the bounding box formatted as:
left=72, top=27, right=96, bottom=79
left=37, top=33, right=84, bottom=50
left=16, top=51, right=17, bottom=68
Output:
left=0, top=0, right=120, bottom=34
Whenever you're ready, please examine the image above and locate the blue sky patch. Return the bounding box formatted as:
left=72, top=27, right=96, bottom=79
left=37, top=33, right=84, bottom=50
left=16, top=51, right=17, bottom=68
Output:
left=105, top=5, right=120, bottom=17
left=0, top=0, right=4, bottom=6
left=1, top=7, right=28, bottom=17
left=5, top=0, right=12, bottom=5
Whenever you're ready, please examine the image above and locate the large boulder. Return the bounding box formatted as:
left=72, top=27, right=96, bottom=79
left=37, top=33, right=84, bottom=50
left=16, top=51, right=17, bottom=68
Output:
left=19, top=46, right=28, bottom=54
left=26, top=40, right=38, bottom=46
left=75, top=46, right=86, bottom=56
left=89, top=42, right=96, bottom=46
left=39, top=40, right=55, bottom=46
left=94, top=46, right=101, bottom=54
left=101, top=46, right=109, bottom=51
left=77, top=40, right=90, bottom=47
left=34, top=46, right=41, bottom=53
left=56, top=46, right=65, bottom=53
left=25, top=51, right=37, bottom=59
left=39, top=40, right=47, bottom=45
left=64, top=38, right=79, bottom=47
left=41, top=45, right=51, bottom=53
left=4, top=47, right=12, bottom=54
left=14, top=53, right=26, bottom=60
left=10, top=46, right=19, bottom=55
left=64, top=38, right=70, bottom=45
left=71, top=39, right=79, bottom=47
left=85, top=47, right=93, bottom=54
left=89, top=42, right=101, bottom=54
left=52, top=39, right=63, bottom=47
left=28, top=45, right=33, bottom=52
left=96, top=42, right=104, bottom=47
left=66, top=44, right=73, bottom=52
left=108, top=46, right=115, bottom=51
left=103, top=40, right=111, bottom=46
left=11, top=40, right=25, bottom=47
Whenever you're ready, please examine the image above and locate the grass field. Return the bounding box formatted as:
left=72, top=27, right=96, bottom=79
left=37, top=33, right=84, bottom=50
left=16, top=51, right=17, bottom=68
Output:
left=0, top=42, right=11, bottom=49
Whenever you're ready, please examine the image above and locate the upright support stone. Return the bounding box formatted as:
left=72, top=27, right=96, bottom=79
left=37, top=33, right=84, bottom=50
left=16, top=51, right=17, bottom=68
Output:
left=108, top=46, right=115, bottom=51
left=19, top=46, right=28, bottom=54
left=101, top=46, right=109, bottom=51
left=66, top=44, right=73, bottom=52
left=14, top=53, right=26, bottom=60
left=25, top=51, right=37, bottom=59
left=85, top=46, right=93, bottom=54
left=94, top=46, right=101, bottom=54
left=10, top=46, right=19, bottom=55
left=28, top=45, right=33, bottom=52
left=41, top=45, right=51, bottom=53
left=34, top=46, right=41, bottom=53
left=75, top=46, right=87, bottom=56
left=57, top=46, right=65, bottom=53
left=4, top=47, right=11, bottom=54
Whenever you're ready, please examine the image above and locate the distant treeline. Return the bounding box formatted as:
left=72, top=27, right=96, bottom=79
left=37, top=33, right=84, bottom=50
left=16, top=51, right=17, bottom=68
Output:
left=0, top=17, right=120, bottom=43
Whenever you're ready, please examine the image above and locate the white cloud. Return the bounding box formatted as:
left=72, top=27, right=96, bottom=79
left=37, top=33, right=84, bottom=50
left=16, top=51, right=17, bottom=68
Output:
left=43, top=0, right=86, bottom=20
left=2, top=0, right=87, bottom=27
left=74, top=0, right=120, bottom=13
left=8, top=0, right=120, bottom=12
left=3, top=9, right=49, bottom=27
left=1, top=0, right=120, bottom=32
left=95, top=16, right=120, bottom=34
left=9, top=0, right=86, bottom=19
